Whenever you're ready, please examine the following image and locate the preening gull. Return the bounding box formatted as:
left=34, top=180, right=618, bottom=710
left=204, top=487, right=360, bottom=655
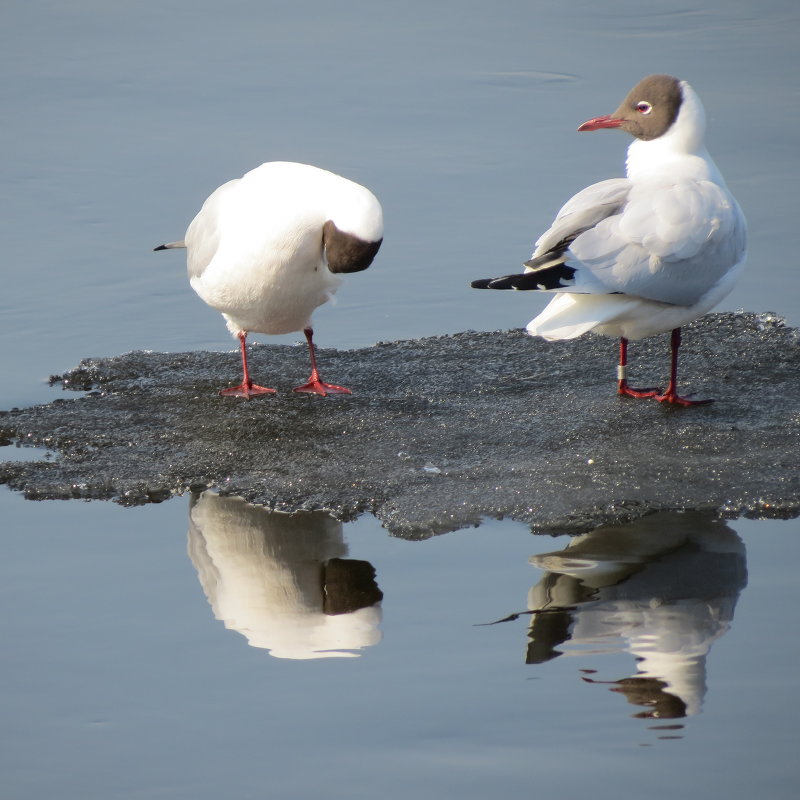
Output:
left=156, top=161, right=383, bottom=397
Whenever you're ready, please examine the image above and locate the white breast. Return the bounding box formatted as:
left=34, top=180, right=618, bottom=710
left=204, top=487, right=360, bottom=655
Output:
left=186, top=162, right=382, bottom=336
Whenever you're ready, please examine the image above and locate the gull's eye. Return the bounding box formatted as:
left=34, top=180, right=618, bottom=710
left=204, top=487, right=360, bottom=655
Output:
left=636, top=101, right=653, bottom=115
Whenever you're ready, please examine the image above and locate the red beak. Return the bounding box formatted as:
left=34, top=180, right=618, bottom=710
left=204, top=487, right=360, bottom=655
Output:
left=577, top=114, right=624, bottom=132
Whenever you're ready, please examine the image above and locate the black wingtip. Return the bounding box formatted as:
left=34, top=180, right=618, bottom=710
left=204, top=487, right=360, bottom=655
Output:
left=477, top=265, right=579, bottom=291
left=153, top=244, right=168, bottom=251
left=471, top=274, right=529, bottom=290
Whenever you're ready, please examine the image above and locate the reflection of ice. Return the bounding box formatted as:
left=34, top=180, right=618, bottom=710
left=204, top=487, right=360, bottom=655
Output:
left=188, top=492, right=383, bottom=659
left=527, top=512, right=747, bottom=717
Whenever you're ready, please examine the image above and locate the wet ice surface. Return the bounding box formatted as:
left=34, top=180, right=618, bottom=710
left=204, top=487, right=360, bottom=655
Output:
left=2, top=312, right=798, bottom=535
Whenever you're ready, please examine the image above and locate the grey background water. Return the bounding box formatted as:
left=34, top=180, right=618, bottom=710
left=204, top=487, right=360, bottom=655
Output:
left=2, top=1, right=799, bottom=798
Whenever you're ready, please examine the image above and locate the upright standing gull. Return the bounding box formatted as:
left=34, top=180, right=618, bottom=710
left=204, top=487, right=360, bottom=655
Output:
left=472, top=75, right=747, bottom=406
left=155, top=161, right=383, bottom=397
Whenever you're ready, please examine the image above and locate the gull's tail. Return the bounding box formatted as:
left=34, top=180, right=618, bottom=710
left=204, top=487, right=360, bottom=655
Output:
left=527, top=293, right=637, bottom=341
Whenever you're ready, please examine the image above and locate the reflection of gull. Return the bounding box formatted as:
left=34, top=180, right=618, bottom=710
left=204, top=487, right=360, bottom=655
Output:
left=188, top=492, right=382, bottom=659
left=527, top=512, right=747, bottom=717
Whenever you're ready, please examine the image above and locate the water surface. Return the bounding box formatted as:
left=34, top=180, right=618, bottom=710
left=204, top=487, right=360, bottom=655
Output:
left=2, top=0, right=798, bottom=407
left=1, top=490, right=798, bottom=799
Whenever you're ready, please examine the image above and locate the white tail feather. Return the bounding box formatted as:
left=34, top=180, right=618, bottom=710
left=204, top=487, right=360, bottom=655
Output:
left=527, top=293, right=637, bottom=341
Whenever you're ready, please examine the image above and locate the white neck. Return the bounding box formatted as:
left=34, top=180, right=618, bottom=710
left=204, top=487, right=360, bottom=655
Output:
left=625, top=81, right=722, bottom=184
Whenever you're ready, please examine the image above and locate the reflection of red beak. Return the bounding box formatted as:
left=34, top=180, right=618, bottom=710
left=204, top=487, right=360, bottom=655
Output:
left=577, top=114, right=624, bottom=132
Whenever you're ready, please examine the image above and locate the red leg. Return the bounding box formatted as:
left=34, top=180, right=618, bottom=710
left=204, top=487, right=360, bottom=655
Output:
left=654, top=328, right=713, bottom=406
left=219, top=331, right=277, bottom=398
left=293, top=327, right=351, bottom=396
left=617, top=337, right=661, bottom=398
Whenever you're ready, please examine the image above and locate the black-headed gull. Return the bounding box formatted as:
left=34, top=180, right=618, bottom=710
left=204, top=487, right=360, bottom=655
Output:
left=156, top=161, right=383, bottom=397
left=472, top=75, right=747, bottom=406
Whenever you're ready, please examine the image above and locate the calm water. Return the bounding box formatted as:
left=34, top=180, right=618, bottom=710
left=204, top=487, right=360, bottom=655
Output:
left=1, top=490, right=799, bottom=799
left=2, top=2, right=800, bottom=798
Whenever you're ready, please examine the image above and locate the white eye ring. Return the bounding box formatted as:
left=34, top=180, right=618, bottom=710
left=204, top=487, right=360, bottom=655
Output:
left=636, top=101, right=653, bottom=115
